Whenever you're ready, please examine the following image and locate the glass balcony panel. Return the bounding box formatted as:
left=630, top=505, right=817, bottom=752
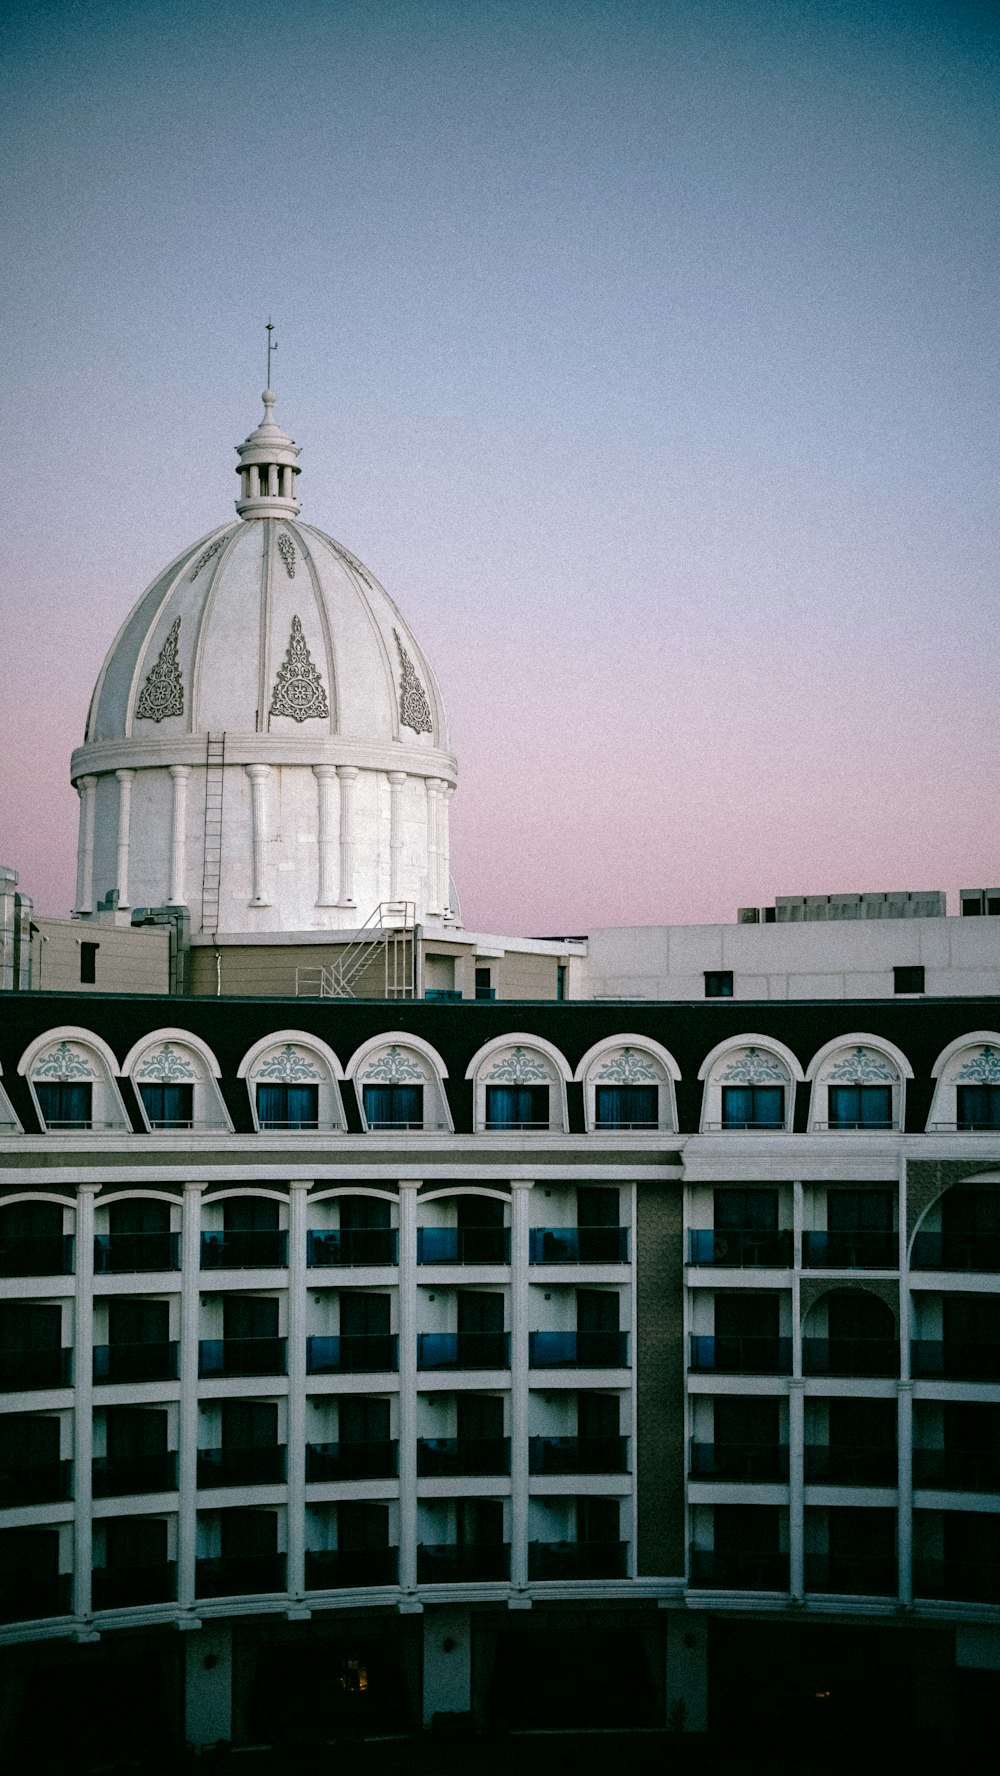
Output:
left=307, top=1228, right=398, bottom=1268
left=198, top=1338, right=287, bottom=1379
left=197, top=1446, right=287, bottom=1487
left=416, top=1332, right=510, bottom=1371
left=804, top=1553, right=896, bottom=1596
left=802, top=1231, right=898, bottom=1269
left=92, top=1452, right=177, bottom=1497
left=200, top=1231, right=288, bottom=1270
left=801, top=1338, right=899, bottom=1378
left=529, top=1228, right=629, bottom=1264
left=92, top=1562, right=177, bottom=1609
left=306, top=1334, right=398, bottom=1375
left=914, top=1559, right=1000, bottom=1603
left=529, top=1435, right=629, bottom=1476
left=93, top=1342, right=179, bottom=1384
left=528, top=1541, right=627, bottom=1580
left=417, top=1437, right=511, bottom=1477
left=195, top=1553, right=287, bottom=1598
left=689, top=1441, right=789, bottom=1482
left=305, top=1441, right=399, bottom=1482
left=688, top=1229, right=792, bottom=1267
left=0, top=1573, right=72, bottom=1623
left=0, top=1235, right=75, bottom=1277
left=94, top=1233, right=180, bottom=1273
left=911, top=1231, right=1000, bottom=1272
left=688, top=1335, right=792, bottom=1376
left=912, top=1448, right=1000, bottom=1491
left=416, top=1543, right=511, bottom=1583
left=911, top=1341, right=1000, bottom=1382
left=417, top=1227, right=511, bottom=1264
left=803, top=1445, right=897, bottom=1485
left=528, top=1330, right=629, bottom=1369
left=0, top=1459, right=73, bottom=1507
left=0, top=1348, right=72, bottom=1390
left=689, top=1547, right=790, bottom=1590
left=305, top=1547, right=399, bottom=1588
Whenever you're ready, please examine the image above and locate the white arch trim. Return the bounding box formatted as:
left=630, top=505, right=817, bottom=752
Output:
left=203, top=1186, right=290, bottom=1205
left=465, top=1032, right=572, bottom=1084
left=18, top=1026, right=122, bottom=1078
left=0, top=1191, right=76, bottom=1209
left=121, top=1029, right=223, bottom=1078
left=347, top=1032, right=449, bottom=1081
left=238, top=1030, right=344, bottom=1081
left=805, top=1033, right=913, bottom=1083
left=697, top=1033, right=804, bottom=1083
left=309, top=1187, right=399, bottom=1204
left=930, top=1032, right=1000, bottom=1079
left=574, top=1034, right=681, bottom=1083
left=420, top=1186, right=511, bottom=1203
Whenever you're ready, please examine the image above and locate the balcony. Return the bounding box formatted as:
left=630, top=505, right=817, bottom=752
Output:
left=689, top=1547, right=790, bottom=1590
left=914, top=1558, right=1000, bottom=1604
left=803, top=1445, right=897, bottom=1486
left=528, top=1540, right=627, bottom=1580
left=195, top=1553, right=287, bottom=1598
left=529, top=1331, right=629, bottom=1369
left=0, top=1348, right=72, bottom=1391
left=529, top=1435, right=629, bottom=1476
left=689, top=1441, right=789, bottom=1483
left=306, top=1334, right=398, bottom=1375
left=802, top=1338, right=899, bottom=1378
left=911, top=1340, right=1000, bottom=1382
left=417, top=1543, right=511, bottom=1583
left=802, top=1231, right=898, bottom=1270
left=94, top=1233, right=180, bottom=1274
left=93, top=1341, right=179, bottom=1384
left=911, top=1231, right=1000, bottom=1273
left=688, top=1230, right=792, bottom=1268
left=529, top=1228, right=629, bottom=1264
left=0, top=1234, right=74, bottom=1277
left=307, top=1229, right=398, bottom=1268
left=0, top=1459, right=73, bottom=1507
left=197, top=1446, right=287, bottom=1487
left=198, top=1337, right=287, bottom=1379
left=306, top=1441, right=399, bottom=1482
left=913, top=1448, right=1000, bottom=1491
left=92, top=1452, right=177, bottom=1497
left=417, top=1437, right=510, bottom=1477
left=305, top=1547, right=399, bottom=1589
left=0, top=1573, right=72, bottom=1623
left=688, top=1335, right=791, bottom=1376
left=92, top=1562, right=177, bottom=1610
left=417, top=1332, right=510, bottom=1371
left=804, top=1553, right=897, bottom=1596
left=201, top=1231, right=288, bottom=1270
left=418, top=1227, right=511, bottom=1264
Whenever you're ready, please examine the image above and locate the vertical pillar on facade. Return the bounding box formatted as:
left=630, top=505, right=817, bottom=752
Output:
left=286, top=1181, right=310, bottom=1602
left=665, top=1610, right=709, bottom=1733
left=422, top=1604, right=472, bottom=1726
left=313, top=766, right=338, bottom=906
left=245, top=764, right=272, bottom=907
left=337, top=766, right=358, bottom=907
left=425, top=779, right=441, bottom=915
left=185, top=1624, right=233, bottom=1748
left=397, top=1181, right=419, bottom=1592
left=168, top=765, right=192, bottom=905
left=73, top=1183, right=99, bottom=1620
left=898, top=1158, right=913, bottom=1603
left=114, top=769, right=135, bottom=909
left=509, top=1179, right=533, bottom=1591
left=76, top=776, right=97, bottom=914
left=178, top=1181, right=204, bottom=1613
left=789, top=1179, right=804, bottom=1599
left=440, top=784, right=453, bottom=917
left=388, top=771, right=406, bottom=901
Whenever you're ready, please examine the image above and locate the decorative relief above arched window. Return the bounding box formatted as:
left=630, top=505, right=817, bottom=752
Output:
left=34, top=1041, right=96, bottom=1080
left=483, top=1046, right=552, bottom=1085
left=256, top=1044, right=322, bottom=1083
left=20, top=1030, right=130, bottom=1134
left=698, top=1037, right=802, bottom=1134
left=928, top=1033, right=1000, bottom=1134
left=718, top=1048, right=789, bottom=1086
left=135, top=1043, right=196, bottom=1082
left=238, top=1032, right=345, bottom=1134
left=361, top=1046, right=427, bottom=1085
left=122, top=1032, right=231, bottom=1135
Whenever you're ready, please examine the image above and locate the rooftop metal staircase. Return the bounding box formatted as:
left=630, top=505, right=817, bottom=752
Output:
left=296, top=901, right=416, bottom=999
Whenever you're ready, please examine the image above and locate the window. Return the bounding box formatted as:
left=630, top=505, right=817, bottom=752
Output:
left=594, top=1084, right=657, bottom=1128
left=957, top=1085, right=1000, bottom=1131
left=140, top=1083, right=194, bottom=1129
left=715, top=1189, right=778, bottom=1232
left=721, top=1085, right=784, bottom=1129
left=827, top=1084, right=893, bottom=1129
left=705, top=971, right=733, bottom=999
left=35, top=1082, right=92, bottom=1129
left=475, top=969, right=495, bottom=1001
left=80, top=942, right=99, bottom=985
left=894, top=965, right=924, bottom=995
left=362, top=1084, right=423, bottom=1129
left=556, top=965, right=568, bottom=1001
left=256, top=1082, right=319, bottom=1131
left=485, top=1084, right=549, bottom=1129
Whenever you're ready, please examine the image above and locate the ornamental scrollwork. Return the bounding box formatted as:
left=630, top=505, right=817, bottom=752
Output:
left=394, top=629, right=433, bottom=735
left=135, top=1042, right=197, bottom=1082
left=136, top=617, right=184, bottom=723
left=256, top=1044, right=322, bottom=1082
left=277, top=533, right=296, bottom=578
left=956, top=1046, right=1000, bottom=1083
left=594, top=1047, right=660, bottom=1084
left=718, top=1047, right=789, bottom=1085
left=190, top=537, right=226, bottom=579
left=484, top=1046, right=551, bottom=1084
left=33, top=1042, right=96, bottom=1080
left=270, top=615, right=329, bottom=723
left=361, top=1045, right=426, bottom=1083
left=823, top=1047, right=896, bottom=1084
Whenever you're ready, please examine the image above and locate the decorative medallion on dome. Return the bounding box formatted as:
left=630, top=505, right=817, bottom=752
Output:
left=136, top=618, right=184, bottom=723
left=270, top=616, right=329, bottom=723
left=190, top=537, right=226, bottom=580
left=277, top=533, right=296, bottom=578
left=394, top=629, right=433, bottom=735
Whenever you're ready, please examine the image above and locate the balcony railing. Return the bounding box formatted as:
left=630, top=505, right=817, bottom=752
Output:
left=0, top=1573, right=72, bottom=1624
left=307, top=1334, right=398, bottom=1375
left=911, top=1340, right=1000, bottom=1382
left=417, top=1437, right=511, bottom=1477
left=305, top=1548, right=399, bottom=1589
left=92, top=1562, right=177, bottom=1610
left=417, top=1332, right=510, bottom=1371
left=530, top=1435, right=629, bottom=1476
left=307, top=1229, right=398, bottom=1268
left=689, top=1547, right=790, bottom=1590
left=197, top=1445, right=287, bottom=1486
left=195, top=1553, right=287, bottom=1598
left=914, top=1558, right=1000, bottom=1604
left=306, top=1441, right=399, bottom=1482
left=0, top=1234, right=75, bottom=1277
left=0, top=1458, right=73, bottom=1507
left=803, top=1445, right=897, bottom=1486
left=92, top=1452, right=177, bottom=1497
left=528, top=1541, right=627, bottom=1580
left=417, top=1543, right=511, bottom=1583
left=529, top=1228, right=629, bottom=1264
left=418, top=1227, right=511, bottom=1264
left=912, top=1448, right=1000, bottom=1491
left=200, top=1231, right=288, bottom=1269
left=0, top=1348, right=72, bottom=1391
left=804, top=1553, right=897, bottom=1596
left=911, top=1231, right=1000, bottom=1273
left=94, top=1232, right=180, bottom=1274
left=689, top=1441, right=789, bottom=1483
left=529, top=1330, right=629, bottom=1369
left=198, top=1337, right=287, bottom=1379
left=93, top=1341, right=179, bottom=1384
left=802, top=1231, right=898, bottom=1269
left=688, top=1229, right=792, bottom=1268
left=689, top=1335, right=791, bottom=1376
left=802, top=1338, right=899, bottom=1378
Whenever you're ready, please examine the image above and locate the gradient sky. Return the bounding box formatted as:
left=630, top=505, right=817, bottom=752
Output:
left=3, top=0, right=998, bottom=934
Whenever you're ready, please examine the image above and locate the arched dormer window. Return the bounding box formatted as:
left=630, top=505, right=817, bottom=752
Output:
left=238, top=1032, right=345, bottom=1134
left=19, top=1030, right=130, bottom=1134
left=466, top=1036, right=570, bottom=1134
left=348, top=1036, right=451, bottom=1134
left=927, top=1034, right=1000, bottom=1133
left=699, top=1037, right=802, bottom=1133
left=805, top=1036, right=910, bottom=1134
left=121, top=1031, right=232, bottom=1134
left=574, top=1036, right=679, bottom=1133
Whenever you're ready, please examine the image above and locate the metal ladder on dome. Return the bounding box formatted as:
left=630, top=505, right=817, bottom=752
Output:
left=295, top=901, right=416, bottom=999
left=201, top=732, right=225, bottom=934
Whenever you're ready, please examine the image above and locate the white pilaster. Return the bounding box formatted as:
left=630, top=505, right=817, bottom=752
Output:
left=425, top=779, right=441, bottom=915
left=245, top=764, right=273, bottom=907
left=510, top=1179, right=533, bottom=1591
left=337, top=766, right=358, bottom=907
left=73, top=1183, right=99, bottom=1620
left=313, top=766, right=338, bottom=906
left=178, top=1181, right=204, bottom=1612
left=665, top=1610, right=708, bottom=1733
left=185, top=1625, right=233, bottom=1747
left=440, top=784, right=453, bottom=917
left=422, top=1604, right=472, bottom=1725
left=76, top=776, right=97, bottom=914
left=398, top=1181, right=419, bottom=1592
left=114, top=770, right=135, bottom=908
left=168, top=764, right=192, bottom=905
left=286, top=1181, right=310, bottom=1600
left=388, top=771, right=406, bottom=901
left=790, top=1180, right=804, bottom=1599
left=898, top=1154, right=912, bottom=1605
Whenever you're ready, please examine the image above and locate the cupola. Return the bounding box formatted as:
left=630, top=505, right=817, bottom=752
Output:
left=235, top=389, right=301, bottom=519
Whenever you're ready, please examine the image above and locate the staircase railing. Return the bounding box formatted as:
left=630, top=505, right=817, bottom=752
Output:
left=295, top=902, right=416, bottom=999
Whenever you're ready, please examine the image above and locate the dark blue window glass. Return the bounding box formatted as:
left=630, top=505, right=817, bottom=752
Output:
left=256, top=1084, right=319, bottom=1130
left=362, top=1085, right=423, bottom=1128
left=721, top=1086, right=784, bottom=1129
left=35, top=1083, right=92, bottom=1128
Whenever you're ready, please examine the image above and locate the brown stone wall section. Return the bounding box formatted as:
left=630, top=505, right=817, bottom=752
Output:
left=635, top=1180, right=685, bottom=1578
left=907, top=1158, right=1000, bottom=1243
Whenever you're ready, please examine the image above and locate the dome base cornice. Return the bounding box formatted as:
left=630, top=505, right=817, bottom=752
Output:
left=70, top=736, right=458, bottom=786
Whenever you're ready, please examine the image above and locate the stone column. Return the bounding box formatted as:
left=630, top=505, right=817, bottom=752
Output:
left=388, top=771, right=406, bottom=901
left=185, top=1626, right=233, bottom=1748
left=790, top=1178, right=804, bottom=1599
left=178, top=1181, right=204, bottom=1613
left=509, top=1180, right=533, bottom=1592
left=313, top=766, right=338, bottom=906
left=397, top=1181, right=419, bottom=1593
left=440, top=784, right=453, bottom=917
left=898, top=1382, right=914, bottom=1605
left=76, top=776, right=97, bottom=914
left=245, top=764, right=272, bottom=907
left=286, top=1181, right=310, bottom=1603
left=168, top=765, right=192, bottom=905
left=73, top=1182, right=99, bottom=1620
left=114, top=770, right=135, bottom=909
left=425, top=779, right=441, bottom=915
left=665, top=1610, right=708, bottom=1733
left=337, top=766, right=358, bottom=907
left=423, top=1605, right=472, bottom=1726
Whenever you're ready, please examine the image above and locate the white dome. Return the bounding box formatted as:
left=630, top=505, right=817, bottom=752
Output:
left=70, top=393, right=458, bottom=935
